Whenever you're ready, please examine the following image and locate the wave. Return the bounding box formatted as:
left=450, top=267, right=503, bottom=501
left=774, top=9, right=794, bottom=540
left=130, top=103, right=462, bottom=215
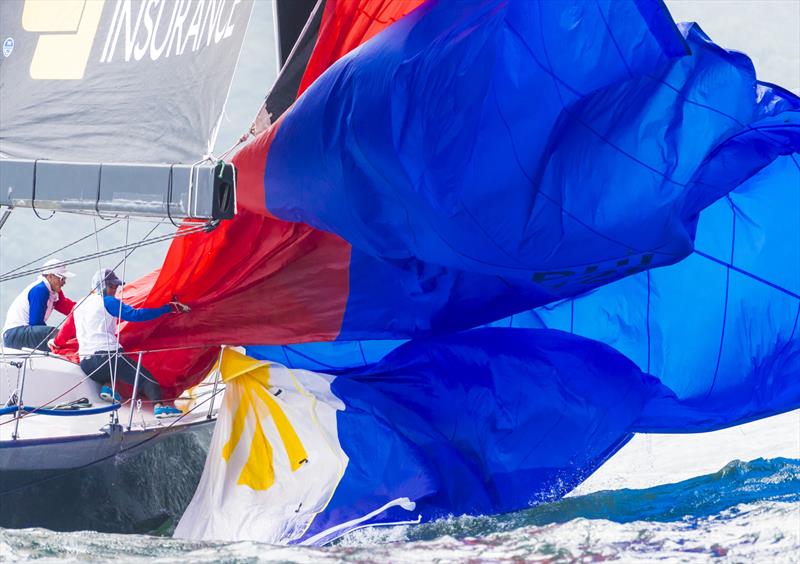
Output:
left=340, top=457, right=800, bottom=543
left=1, top=457, right=797, bottom=562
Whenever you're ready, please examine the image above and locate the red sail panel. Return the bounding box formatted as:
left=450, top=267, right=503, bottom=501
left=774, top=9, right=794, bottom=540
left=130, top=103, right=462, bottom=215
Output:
left=298, top=0, right=425, bottom=95
left=121, top=130, right=350, bottom=397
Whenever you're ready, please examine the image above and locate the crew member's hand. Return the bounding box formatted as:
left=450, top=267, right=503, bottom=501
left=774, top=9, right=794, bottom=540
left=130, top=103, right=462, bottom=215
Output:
left=169, top=300, right=191, bottom=313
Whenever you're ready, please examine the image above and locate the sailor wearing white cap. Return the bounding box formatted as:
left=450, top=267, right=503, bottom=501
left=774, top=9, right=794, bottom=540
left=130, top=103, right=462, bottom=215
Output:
left=73, top=268, right=190, bottom=418
left=2, top=259, right=76, bottom=351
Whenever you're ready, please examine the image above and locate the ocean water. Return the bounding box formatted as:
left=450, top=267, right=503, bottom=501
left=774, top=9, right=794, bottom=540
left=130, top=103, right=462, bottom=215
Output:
left=1, top=455, right=798, bottom=563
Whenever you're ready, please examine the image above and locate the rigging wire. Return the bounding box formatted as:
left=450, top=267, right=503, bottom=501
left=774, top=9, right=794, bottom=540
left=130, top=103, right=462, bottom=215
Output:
left=0, top=213, right=224, bottom=446
left=2, top=219, right=120, bottom=276
left=215, top=131, right=250, bottom=162
left=13, top=220, right=173, bottom=358
left=1, top=216, right=221, bottom=431
left=0, top=219, right=173, bottom=427
left=0, top=352, right=219, bottom=427
left=1, top=341, right=222, bottom=358
left=94, top=216, right=118, bottom=419
left=0, top=222, right=208, bottom=283
left=111, top=217, right=133, bottom=414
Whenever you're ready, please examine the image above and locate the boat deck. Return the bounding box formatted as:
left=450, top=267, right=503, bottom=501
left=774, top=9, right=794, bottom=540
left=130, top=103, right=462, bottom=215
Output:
left=0, top=348, right=222, bottom=475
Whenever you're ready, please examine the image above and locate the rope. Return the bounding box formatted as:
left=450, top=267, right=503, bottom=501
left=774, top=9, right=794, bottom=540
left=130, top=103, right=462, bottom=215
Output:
left=0, top=223, right=207, bottom=283
left=0, top=357, right=121, bottom=426
left=215, top=133, right=249, bottom=162
left=1, top=211, right=217, bottom=433
left=92, top=216, right=117, bottom=411
left=0, top=341, right=226, bottom=360
left=93, top=164, right=104, bottom=218
left=30, top=160, right=56, bottom=221
left=2, top=220, right=120, bottom=276
left=1, top=404, right=121, bottom=417
left=1, top=212, right=220, bottom=415
left=109, top=217, right=133, bottom=412
left=0, top=351, right=222, bottom=426
left=165, top=165, right=180, bottom=228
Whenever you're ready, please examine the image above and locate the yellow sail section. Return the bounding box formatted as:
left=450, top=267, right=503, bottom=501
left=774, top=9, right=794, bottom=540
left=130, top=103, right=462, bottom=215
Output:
left=252, top=382, right=308, bottom=471
left=218, top=348, right=308, bottom=490
left=237, top=417, right=275, bottom=490
left=175, top=358, right=349, bottom=543
left=219, top=348, right=270, bottom=383
left=222, top=392, right=251, bottom=462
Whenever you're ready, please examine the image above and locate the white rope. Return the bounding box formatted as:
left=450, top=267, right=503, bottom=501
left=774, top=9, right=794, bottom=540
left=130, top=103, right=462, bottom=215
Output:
left=0, top=384, right=227, bottom=496
left=93, top=217, right=118, bottom=415
left=2, top=215, right=226, bottom=428
left=110, top=217, right=132, bottom=413
left=214, top=132, right=250, bottom=162
left=0, top=211, right=5, bottom=360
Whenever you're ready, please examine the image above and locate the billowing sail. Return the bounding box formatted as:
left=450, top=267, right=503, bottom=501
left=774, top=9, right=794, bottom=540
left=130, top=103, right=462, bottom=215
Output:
left=101, top=0, right=799, bottom=397
left=250, top=149, right=800, bottom=431
left=176, top=334, right=661, bottom=543
left=217, top=152, right=798, bottom=541
left=176, top=327, right=798, bottom=544
left=126, top=0, right=797, bottom=545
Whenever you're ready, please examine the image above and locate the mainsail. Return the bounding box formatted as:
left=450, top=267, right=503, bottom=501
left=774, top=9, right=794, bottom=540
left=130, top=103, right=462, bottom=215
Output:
left=0, top=0, right=252, bottom=219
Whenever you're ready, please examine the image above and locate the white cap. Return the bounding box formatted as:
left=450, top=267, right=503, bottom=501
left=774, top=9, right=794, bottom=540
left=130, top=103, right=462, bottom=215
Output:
left=91, top=268, right=123, bottom=292
left=41, top=258, right=76, bottom=279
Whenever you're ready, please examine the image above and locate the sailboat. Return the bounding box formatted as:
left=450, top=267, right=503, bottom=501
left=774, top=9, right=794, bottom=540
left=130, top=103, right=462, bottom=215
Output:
left=1, top=0, right=797, bottom=544
left=0, top=0, right=250, bottom=494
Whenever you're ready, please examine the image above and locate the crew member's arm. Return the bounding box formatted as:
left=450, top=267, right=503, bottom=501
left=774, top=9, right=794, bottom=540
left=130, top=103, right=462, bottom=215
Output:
left=53, top=291, right=76, bottom=315
left=27, top=283, right=50, bottom=325
left=103, top=296, right=171, bottom=323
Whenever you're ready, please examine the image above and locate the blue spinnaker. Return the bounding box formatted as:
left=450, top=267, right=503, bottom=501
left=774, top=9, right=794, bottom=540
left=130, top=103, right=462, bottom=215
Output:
left=133, top=0, right=799, bottom=371
left=536, top=154, right=800, bottom=432
left=177, top=0, right=800, bottom=546
left=247, top=2, right=800, bottom=345
left=250, top=152, right=800, bottom=433
left=243, top=325, right=796, bottom=545
left=247, top=328, right=662, bottom=544
left=182, top=330, right=662, bottom=543
left=265, top=3, right=798, bottom=294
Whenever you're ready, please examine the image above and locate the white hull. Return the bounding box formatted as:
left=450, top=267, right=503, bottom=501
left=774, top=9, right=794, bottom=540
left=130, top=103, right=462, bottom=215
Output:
left=0, top=348, right=221, bottom=481
left=0, top=416, right=215, bottom=474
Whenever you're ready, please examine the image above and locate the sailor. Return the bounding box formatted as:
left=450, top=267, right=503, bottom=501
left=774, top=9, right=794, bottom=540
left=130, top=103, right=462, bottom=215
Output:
left=74, top=268, right=189, bottom=419
left=2, top=259, right=77, bottom=351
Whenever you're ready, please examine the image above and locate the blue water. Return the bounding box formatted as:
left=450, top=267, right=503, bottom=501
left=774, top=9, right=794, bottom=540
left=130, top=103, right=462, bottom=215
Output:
left=2, top=457, right=798, bottom=562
